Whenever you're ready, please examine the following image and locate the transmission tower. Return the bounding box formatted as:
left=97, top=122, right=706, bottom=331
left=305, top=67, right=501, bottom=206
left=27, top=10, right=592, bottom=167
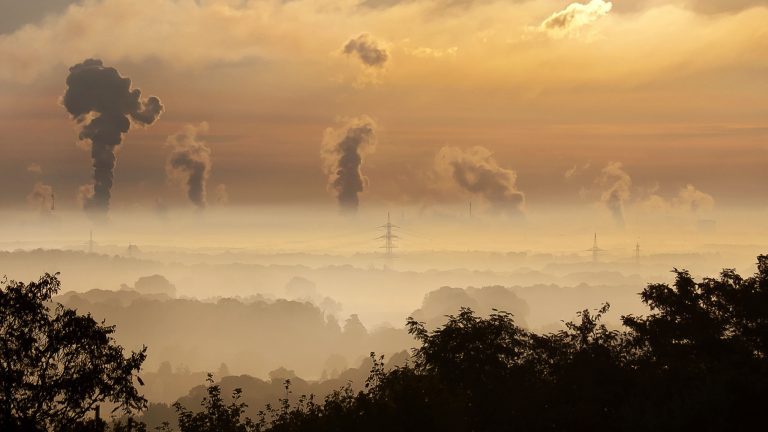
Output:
left=88, top=230, right=94, bottom=254
left=635, top=241, right=640, bottom=264
left=585, top=233, right=605, bottom=263
left=378, top=212, right=399, bottom=258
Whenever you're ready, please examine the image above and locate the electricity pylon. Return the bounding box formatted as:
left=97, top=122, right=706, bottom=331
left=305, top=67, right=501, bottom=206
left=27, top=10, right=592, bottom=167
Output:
left=586, top=233, right=605, bottom=263
left=378, top=212, right=399, bottom=258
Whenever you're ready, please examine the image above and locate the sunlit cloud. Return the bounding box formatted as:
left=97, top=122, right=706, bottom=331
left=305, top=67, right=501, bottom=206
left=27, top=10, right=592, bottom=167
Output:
left=540, top=0, right=613, bottom=38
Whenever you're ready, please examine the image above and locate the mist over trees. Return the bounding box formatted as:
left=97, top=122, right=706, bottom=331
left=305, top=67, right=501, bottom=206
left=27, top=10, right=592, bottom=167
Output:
left=164, top=254, right=768, bottom=431
left=2, top=255, right=767, bottom=431
left=54, top=287, right=413, bottom=379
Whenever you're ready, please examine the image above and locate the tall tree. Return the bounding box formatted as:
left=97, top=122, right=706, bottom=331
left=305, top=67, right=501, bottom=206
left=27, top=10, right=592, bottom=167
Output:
left=0, top=273, right=147, bottom=431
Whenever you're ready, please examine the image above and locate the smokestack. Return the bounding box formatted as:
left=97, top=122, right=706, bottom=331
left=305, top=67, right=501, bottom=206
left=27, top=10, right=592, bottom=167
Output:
left=321, top=116, right=377, bottom=212
left=62, top=59, right=164, bottom=215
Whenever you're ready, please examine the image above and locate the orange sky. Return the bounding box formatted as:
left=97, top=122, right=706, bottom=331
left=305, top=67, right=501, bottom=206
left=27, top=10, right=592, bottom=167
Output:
left=0, top=0, right=766, bottom=215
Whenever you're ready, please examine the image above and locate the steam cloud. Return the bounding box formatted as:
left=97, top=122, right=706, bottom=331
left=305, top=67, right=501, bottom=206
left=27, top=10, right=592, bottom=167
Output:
left=541, top=0, right=612, bottom=37
left=640, top=184, right=715, bottom=214
left=342, top=34, right=389, bottom=68
left=62, top=59, right=163, bottom=214
left=166, top=123, right=212, bottom=209
left=27, top=182, right=54, bottom=212
left=435, top=146, right=525, bottom=214
left=321, top=116, right=378, bottom=212
left=598, top=161, right=631, bottom=227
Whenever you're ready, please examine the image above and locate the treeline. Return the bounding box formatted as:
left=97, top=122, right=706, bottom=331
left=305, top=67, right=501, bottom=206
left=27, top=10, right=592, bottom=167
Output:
left=162, top=255, right=768, bottom=431
left=2, top=255, right=767, bottom=431
left=55, top=289, right=412, bottom=379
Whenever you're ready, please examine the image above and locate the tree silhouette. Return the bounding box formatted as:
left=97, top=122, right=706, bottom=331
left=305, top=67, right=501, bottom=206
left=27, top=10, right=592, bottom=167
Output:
left=192, top=254, right=768, bottom=432
left=0, top=273, right=147, bottom=432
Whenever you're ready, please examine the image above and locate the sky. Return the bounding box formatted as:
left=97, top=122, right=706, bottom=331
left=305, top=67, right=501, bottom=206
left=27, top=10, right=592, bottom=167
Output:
left=0, top=0, right=766, bottom=219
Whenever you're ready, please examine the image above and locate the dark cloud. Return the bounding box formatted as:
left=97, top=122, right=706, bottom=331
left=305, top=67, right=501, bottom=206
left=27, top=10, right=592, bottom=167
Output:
left=166, top=123, right=212, bottom=209
left=342, top=34, right=389, bottom=68
left=321, top=116, right=377, bottom=212
left=62, top=58, right=164, bottom=215
left=435, top=146, right=525, bottom=215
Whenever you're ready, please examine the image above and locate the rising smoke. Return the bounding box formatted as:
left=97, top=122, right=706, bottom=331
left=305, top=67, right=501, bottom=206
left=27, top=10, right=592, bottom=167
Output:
left=166, top=123, right=213, bottom=209
left=435, top=146, right=525, bottom=215
left=27, top=182, right=54, bottom=213
left=62, top=59, right=163, bottom=214
left=321, top=116, right=378, bottom=212
left=342, top=34, right=389, bottom=68
left=599, top=161, right=631, bottom=227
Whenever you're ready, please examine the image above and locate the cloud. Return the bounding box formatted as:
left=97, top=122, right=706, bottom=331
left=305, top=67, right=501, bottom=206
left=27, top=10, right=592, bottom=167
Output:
left=342, top=33, right=389, bottom=68
left=26, top=163, right=43, bottom=174
left=166, top=123, right=212, bottom=209
left=598, top=161, right=631, bottom=227
left=564, top=162, right=591, bottom=179
left=407, top=46, right=458, bottom=58
left=321, top=116, right=378, bottom=212
left=62, top=58, right=164, bottom=214
left=434, top=146, right=525, bottom=215
left=675, top=183, right=715, bottom=212
left=76, top=183, right=94, bottom=209
left=685, top=0, right=768, bottom=15
left=540, top=0, right=613, bottom=38
left=639, top=183, right=715, bottom=213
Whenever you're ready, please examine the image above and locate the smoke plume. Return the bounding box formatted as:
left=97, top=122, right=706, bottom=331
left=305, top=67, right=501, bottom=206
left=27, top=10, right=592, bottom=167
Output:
left=435, top=146, right=525, bottom=215
left=342, top=34, right=389, bottom=68
left=321, top=116, right=378, bottom=212
left=62, top=58, right=163, bottom=214
left=214, top=184, right=229, bottom=205
left=598, top=161, right=631, bottom=227
left=27, top=182, right=54, bottom=212
left=166, top=123, right=212, bottom=209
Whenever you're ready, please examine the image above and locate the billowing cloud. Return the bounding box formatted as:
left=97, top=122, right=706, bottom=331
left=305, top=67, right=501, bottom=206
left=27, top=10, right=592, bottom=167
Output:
left=342, top=33, right=390, bottom=68
left=675, top=183, right=715, bottom=212
left=640, top=183, right=715, bottom=213
left=76, top=183, right=94, bottom=209
left=62, top=59, right=163, bottom=215
left=598, top=161, right=631, bottom=227
left=434, top=146, right=525, bottom=215
left=540, top=0, right=613, bottom=38
left=321, top=116, right=378, bottom=212
left=166, top=123, right=212, bottom=209
left=27, top=181, right=54, bottom=212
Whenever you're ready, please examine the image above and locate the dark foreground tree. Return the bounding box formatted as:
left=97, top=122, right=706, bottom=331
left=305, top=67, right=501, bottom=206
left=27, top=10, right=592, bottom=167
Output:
left=0, top=273, right=147, bottom=432
left=163, top=255, right=768, bottom=432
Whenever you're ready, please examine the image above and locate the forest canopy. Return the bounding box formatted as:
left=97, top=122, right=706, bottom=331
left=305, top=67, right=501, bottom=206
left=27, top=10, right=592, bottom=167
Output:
left=2, top=255, right=767, bottom=431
